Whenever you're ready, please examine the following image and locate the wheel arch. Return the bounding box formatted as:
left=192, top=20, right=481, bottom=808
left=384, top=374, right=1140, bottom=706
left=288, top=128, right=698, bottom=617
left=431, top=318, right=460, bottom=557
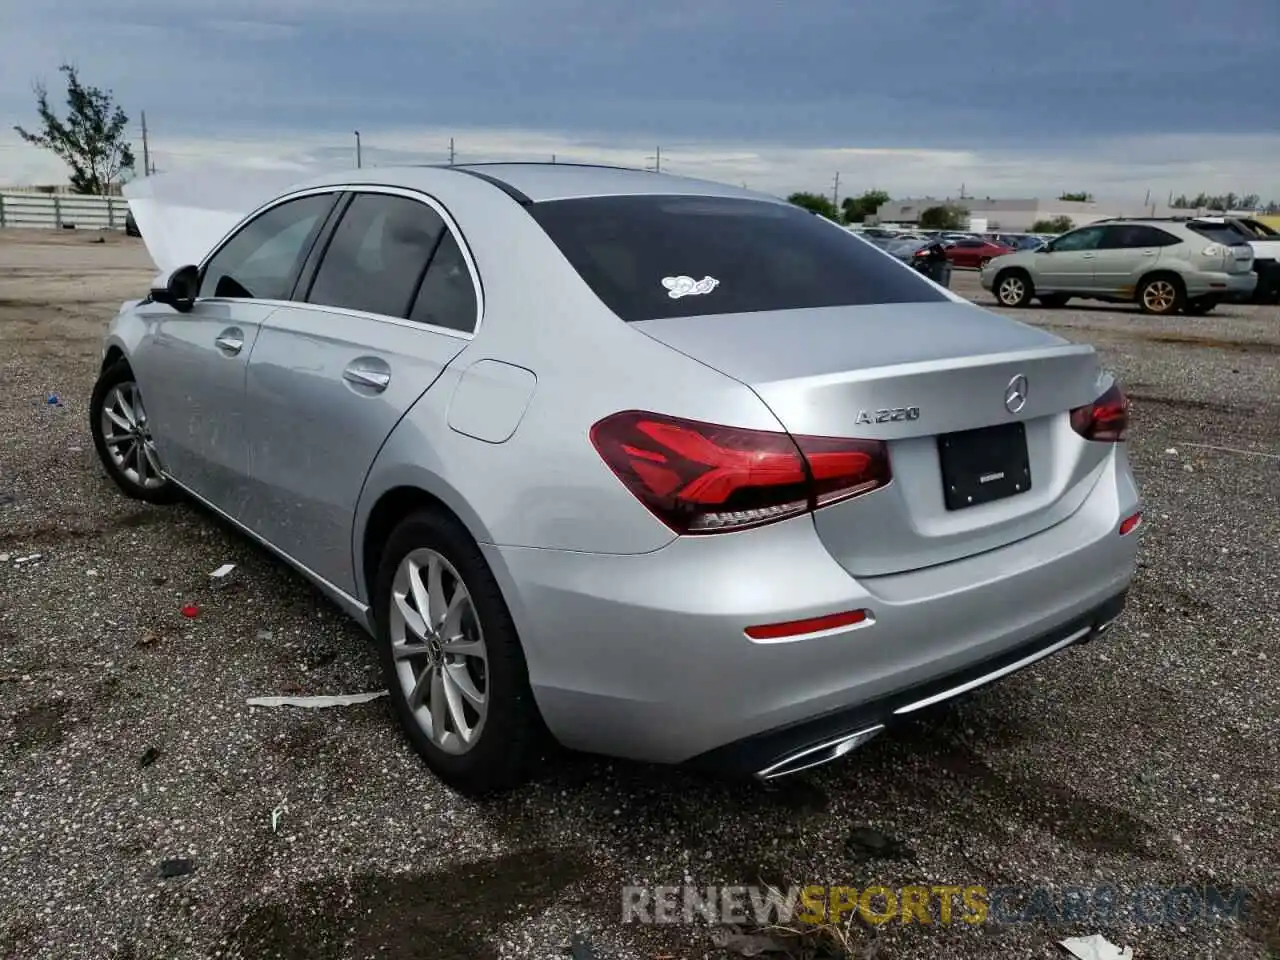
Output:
left=1137, top=268, right=1185, bottom=291
left=101, top=343, right=128, bottom=374
left=354, top=470, right=496, bottom=606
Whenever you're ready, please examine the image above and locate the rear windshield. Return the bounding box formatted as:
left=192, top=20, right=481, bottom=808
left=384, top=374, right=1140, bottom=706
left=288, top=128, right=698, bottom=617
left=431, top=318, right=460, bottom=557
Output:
left=1186, top=221, right=1250, bottom=245
left=527, top=195, right=947, bottom=322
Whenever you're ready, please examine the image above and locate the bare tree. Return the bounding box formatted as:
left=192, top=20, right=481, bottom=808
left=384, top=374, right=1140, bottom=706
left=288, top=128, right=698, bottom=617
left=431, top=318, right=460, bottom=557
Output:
left=14, top=64, right=135, bottom=194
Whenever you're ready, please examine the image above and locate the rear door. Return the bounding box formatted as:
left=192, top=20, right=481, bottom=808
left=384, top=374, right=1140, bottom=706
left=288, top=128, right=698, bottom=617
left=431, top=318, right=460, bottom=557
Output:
left=1034, top=225, right=1106, bottom=290
left=1092, top=224, right=1174, bottom=294
left=128, top=191, right=338, bottom=514
left=240, top=189, right=479, bottom=595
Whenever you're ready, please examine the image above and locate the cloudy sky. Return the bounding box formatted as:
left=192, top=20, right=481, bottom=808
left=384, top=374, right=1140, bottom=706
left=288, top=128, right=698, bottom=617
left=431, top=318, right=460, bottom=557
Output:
left=2, top=0, right=1277, bottom=202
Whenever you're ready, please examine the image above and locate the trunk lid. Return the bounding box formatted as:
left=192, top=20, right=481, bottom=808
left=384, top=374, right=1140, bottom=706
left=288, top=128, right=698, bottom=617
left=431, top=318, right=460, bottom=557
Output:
left=634, top=301, right=1112, bottom=576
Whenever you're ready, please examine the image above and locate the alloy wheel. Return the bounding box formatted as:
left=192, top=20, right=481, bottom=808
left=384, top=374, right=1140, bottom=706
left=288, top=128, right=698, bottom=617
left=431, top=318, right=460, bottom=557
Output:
left=998, top=276, right=1026, bottom=305
left=388, top=548, right=489, bottom=755
left=1142, top=280, right=1177, bottom=313
left=99, top=381, right=166, bottom=489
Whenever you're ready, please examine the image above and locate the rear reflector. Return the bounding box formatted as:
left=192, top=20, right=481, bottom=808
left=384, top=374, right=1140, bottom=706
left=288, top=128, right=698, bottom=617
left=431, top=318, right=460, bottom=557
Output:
left=745, top=609, right=871, bottom=641
left=590, top=411, right=891, bottom=535
left=1070, top=382, right=1130, bottom=442
left=1119, top=511, right=1143, bottom=536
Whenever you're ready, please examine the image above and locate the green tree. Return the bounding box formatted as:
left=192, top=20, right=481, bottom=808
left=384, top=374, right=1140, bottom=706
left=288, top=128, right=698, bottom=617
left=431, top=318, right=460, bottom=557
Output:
left=14, top=64, right=135, bottom=195
left=1057, top=192, right=1093, bottom=203
left=787, top=191, right=840, bottom=220
left=918, top=204, right=968, bottom=230
left=840, top=189, right=891, bottom=224
left=1031, top=215, right=1074, bottom=233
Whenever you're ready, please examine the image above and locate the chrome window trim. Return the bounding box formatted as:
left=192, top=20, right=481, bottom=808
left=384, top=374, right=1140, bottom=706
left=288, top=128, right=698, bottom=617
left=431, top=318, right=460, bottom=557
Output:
left=195, top=182, right=484, bottom=339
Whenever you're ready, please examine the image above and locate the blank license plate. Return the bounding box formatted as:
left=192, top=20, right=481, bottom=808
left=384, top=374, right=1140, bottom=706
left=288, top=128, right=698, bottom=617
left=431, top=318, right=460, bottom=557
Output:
left=937, top=422, right=1032, bottom=510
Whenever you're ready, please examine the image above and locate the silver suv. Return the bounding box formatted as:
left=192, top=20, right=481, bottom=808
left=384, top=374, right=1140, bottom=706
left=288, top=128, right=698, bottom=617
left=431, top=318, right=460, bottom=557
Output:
left=980, top=219, right=1256, bottom=315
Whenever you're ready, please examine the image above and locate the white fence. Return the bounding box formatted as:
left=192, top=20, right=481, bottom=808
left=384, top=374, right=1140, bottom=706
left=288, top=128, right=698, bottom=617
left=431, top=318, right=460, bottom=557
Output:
left=0, top=192, right=130, bottom=231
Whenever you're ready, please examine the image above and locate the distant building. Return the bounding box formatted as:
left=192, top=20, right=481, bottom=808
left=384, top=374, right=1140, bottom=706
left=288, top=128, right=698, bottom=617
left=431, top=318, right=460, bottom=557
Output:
left=871, top=197, right=1189, bottom=232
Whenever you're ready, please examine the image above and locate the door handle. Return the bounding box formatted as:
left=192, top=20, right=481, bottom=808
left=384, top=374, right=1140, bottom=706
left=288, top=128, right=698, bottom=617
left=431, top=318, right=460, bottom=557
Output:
left=1141, top=249, right=1157, bottom=256
left=343, top=365, right=391, bottom=391
left=214, top=328, right=244, bottom=355
left=1082, top=253, right=1096, bottom=260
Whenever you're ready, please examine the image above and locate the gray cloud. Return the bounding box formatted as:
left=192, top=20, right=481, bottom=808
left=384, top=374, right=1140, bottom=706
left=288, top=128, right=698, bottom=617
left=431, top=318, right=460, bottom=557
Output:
left=2, top=0, right=1276, bottom=196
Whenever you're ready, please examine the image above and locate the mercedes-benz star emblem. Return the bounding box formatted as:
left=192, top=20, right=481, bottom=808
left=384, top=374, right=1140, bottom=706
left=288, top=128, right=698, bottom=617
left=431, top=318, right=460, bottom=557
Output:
left=1004, top=374, right=1028, bottom=414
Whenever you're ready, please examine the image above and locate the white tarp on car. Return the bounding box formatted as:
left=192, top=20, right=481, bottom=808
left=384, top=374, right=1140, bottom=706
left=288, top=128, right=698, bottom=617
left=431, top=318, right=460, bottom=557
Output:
left=122, top=164, right=340, bottom=274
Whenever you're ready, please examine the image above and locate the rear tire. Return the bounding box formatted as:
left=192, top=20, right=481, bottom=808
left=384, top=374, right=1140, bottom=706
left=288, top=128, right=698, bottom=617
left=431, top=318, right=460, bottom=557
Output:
left=994, top=270, right=1035, bottom=307
left=373, top=509, right=541, bottom=796
left=89, top=360, right=179, bottom=504
left=1137, top=275, right=1184, bottom=316
left=1038, top=293, right=1070, bottom=308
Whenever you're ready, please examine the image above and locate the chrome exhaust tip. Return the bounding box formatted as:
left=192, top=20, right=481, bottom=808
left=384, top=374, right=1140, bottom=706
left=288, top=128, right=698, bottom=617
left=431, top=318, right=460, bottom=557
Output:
left=754, top=725, right=884, bottom=781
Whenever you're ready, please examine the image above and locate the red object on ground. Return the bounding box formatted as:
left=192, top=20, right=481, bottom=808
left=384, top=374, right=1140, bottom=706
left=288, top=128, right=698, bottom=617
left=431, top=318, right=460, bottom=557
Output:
left=181, top=603, right=200, bottom=618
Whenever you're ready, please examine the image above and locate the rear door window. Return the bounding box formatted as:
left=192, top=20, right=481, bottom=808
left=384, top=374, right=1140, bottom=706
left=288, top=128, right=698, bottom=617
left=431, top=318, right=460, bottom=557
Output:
left=1100, top=225, right=1181, bottom=248
left=527, top=195, right=947, bottom=322
left=307, top=193, right=447, bottom=317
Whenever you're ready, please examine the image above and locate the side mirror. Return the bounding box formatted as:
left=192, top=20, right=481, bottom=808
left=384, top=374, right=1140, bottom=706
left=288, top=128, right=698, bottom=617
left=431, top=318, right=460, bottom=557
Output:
left=150, top=265, right=199, bottom=313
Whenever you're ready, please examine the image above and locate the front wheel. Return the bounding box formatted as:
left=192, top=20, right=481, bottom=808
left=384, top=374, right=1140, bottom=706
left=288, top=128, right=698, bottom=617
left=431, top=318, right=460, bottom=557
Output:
left=89, top=360, right=179, bottom=504
left=994, top=271, right=1035, bottom=307
left=374, top=509, right=541, bottom=796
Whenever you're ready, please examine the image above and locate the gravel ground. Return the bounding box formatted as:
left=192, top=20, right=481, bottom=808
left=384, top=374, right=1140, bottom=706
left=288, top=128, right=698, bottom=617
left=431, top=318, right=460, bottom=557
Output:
left=1, top=231, right=1277, bottom=960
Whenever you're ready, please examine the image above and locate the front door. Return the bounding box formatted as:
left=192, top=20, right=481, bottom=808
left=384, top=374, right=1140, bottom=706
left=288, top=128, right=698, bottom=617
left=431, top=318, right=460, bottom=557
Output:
left=131, top=192, right=338, bottom=513
left=1034, top=225, right=1106, bottom=291
left=241, top=190, right=480, bottom=594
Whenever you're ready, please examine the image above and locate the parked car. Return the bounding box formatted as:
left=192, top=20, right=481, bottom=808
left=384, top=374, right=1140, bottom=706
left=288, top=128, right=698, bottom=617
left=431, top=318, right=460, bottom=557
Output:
left=1181, top=216, right=1280, bottom=304
left=980, top=219, right=1255, bottom=315
left=945, top=237, right=1015, bottom=269
left=94, top=164, right=1141, bottom=793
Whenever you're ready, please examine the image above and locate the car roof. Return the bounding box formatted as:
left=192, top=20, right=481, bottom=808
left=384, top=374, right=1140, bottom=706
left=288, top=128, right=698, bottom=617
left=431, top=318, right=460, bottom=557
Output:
left=296, top=162, right=778, bottom=205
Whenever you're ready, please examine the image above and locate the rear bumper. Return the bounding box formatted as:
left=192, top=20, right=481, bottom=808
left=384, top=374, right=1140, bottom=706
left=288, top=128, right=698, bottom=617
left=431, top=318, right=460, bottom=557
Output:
left=689, top=589, right=1126, bottom=778
left=483, top=450, right=1141, bottom=767
left=1187, top=270, right=1256, bottom=302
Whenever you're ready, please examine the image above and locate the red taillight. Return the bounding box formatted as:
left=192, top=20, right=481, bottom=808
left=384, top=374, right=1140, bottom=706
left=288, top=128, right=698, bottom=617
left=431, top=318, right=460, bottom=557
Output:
left=1119, top=511, right=1143, bottom=536
left=1070, top=383, right=1130, bottom=442
left=590, top=411, right=891, bottom=534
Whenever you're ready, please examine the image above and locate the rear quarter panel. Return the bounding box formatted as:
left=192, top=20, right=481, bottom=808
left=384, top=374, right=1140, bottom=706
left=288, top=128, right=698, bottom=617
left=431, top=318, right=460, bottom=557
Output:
left=352, top=176, right=786, bottom=594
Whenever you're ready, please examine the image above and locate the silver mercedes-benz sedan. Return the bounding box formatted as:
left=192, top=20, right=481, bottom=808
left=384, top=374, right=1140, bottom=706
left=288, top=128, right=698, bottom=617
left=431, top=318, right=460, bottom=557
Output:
left=92, top=163, right=1142, bottom=794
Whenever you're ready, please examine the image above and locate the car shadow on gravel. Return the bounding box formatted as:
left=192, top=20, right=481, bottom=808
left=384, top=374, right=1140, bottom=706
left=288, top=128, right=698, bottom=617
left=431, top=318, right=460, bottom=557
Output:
left=224, top=847, right=595, bottom=960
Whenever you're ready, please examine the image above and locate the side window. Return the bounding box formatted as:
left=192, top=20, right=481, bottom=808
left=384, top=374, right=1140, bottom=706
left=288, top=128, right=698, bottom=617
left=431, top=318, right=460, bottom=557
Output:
left=1136, top=226, right=1180, bottom=247
left=409, top=231, right=478, bottom=333
left=307, top=193, right=446, bottom=317
left=1049, top=226, right=1104, bottom=252
left=199, top=193, right=336, bottom=300
left=1099, top=225, right=1139, bottom=249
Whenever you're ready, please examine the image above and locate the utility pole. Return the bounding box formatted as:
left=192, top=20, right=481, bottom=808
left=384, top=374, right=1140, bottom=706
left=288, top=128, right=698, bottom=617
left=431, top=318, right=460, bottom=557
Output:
left=141, top=111, right=151, bottom=178
left=551, top=154, right=556, bottom=163
left=449, top=137, right=455, bottom=165
left=354, top=131, right=362, bottom=168
left=832, top=172, right=840, bottom=211
left=647, top=146, right=661, bottom=172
